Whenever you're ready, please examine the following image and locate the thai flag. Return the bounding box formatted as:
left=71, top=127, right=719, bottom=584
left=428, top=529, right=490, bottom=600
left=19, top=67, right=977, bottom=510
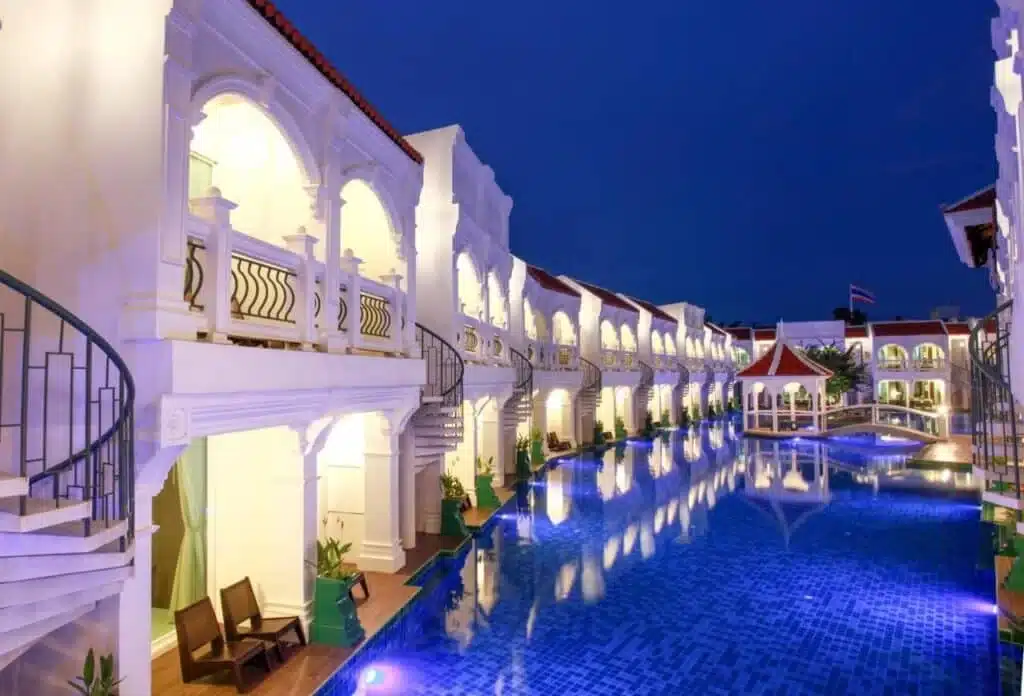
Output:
left=849, top=285, right=875, bottom=305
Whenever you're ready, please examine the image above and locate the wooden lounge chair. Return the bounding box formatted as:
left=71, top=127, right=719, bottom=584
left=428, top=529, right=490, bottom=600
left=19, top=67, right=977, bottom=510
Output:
left=547, top=432, right=572, bottom=452
left=174, top=596, right=271, bottom=693
left=221, top=577, right=307, bottom=661
left=340, top=563, right=371, bottom=603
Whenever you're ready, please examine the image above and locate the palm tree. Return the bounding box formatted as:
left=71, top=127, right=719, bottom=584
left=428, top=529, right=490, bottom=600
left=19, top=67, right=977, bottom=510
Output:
left=804, top=345, right=869, bottom=399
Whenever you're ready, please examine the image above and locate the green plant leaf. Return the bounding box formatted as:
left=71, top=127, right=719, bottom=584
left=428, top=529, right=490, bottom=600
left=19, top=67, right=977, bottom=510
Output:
left=83, top=648, right=95, bottom=686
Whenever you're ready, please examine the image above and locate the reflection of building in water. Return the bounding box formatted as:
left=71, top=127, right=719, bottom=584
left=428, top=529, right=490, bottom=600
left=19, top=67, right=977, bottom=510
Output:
left=545, top=465, right=573, bottom=525
left=742, top=440, right=830, bottom=547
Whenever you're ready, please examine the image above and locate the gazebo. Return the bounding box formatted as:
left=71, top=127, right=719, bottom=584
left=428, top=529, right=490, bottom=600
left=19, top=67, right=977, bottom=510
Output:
left=738, top=323, right=832, bottom=435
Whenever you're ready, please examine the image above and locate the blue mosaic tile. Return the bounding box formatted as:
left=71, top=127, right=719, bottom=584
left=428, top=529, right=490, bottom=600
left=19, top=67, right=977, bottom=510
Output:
left=318, top=431, right=999, bottom=696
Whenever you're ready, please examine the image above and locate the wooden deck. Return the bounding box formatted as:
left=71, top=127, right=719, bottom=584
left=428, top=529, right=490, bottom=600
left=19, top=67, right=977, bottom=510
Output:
left=151, top=533, right=464, bottom=696
left=463, top=488, right=515, bottom=529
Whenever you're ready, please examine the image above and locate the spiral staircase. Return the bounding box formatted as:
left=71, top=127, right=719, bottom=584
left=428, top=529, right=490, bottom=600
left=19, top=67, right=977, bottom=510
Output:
left=674, top=361, right=691, bottom=424
left=970, top=301, right=1023, bottom=509
left=411, top=324, right=466, bottom=460
left=634, top=360, right=655, bottom=426
left=0, top=269, right=135, bottom=672
left=502, top=346, right=534, bottom=428
left=574, top=357, right=602, bottom=440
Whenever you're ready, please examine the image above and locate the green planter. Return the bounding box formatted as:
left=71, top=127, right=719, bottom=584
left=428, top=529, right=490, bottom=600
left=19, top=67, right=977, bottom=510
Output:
left=475, top=473, right=501, bottom=509
left=515, top=449, right=531, bottom=481
left=310, top=576, right=364, bottom=647
left=530, top=440, right=545, bottom=467
left=441, top=498, right=468, bottom=537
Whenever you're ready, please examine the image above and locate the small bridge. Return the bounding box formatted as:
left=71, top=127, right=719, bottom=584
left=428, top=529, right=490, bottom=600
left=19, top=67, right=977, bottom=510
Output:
left=820, top=404, right=945, bottom=442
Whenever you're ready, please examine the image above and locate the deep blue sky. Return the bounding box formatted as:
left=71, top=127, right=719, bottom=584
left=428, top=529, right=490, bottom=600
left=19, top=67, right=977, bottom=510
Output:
left=275, top=0, right=995, bottom=323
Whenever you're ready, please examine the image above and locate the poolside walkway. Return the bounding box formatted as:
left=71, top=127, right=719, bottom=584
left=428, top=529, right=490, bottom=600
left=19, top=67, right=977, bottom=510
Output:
left=151, top=488, right=520, bottom=696
left=151, top=533, right=464, bottom=696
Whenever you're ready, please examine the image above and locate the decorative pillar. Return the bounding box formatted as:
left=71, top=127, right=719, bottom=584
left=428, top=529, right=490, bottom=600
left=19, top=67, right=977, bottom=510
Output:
left=190, top=188, right=236, bottom=343
left=283, top=228, right=319, bottom=350
left=308, top=181, right=347, bottom=354
left=340, top=249, right=363, bottom=350
left=380, top=268, right=405, bottom=355
left=771, top=392, right=779, bottom=432
left=398, top=425, right=417, bottom=549
left=421, top=459, right=442, bottom=535
left=117, top=484, right=156, bottom=696
left=361, top=411, right=406, bottom=572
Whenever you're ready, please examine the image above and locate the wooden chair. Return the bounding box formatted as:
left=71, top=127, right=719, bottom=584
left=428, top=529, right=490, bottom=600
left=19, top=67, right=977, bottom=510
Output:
left=221, top=577, right=307, bottom=661
left=340, top=563, right=371, bottom=603
left=547, top=432, right=572, bottom=452
left=174, top=596, right=271, bottom=693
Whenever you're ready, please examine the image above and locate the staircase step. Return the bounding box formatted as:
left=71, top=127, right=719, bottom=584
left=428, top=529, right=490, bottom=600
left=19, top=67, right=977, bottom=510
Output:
left=0, top=474, right=28, bottom=499
left=0, top=519, right=129, bottom=558
left=0, top=580, right=124, bottom=633
left=0, top=603, right=97, bottom=674
left=0, top=544, right=134, bottom=583
left=0, top=565, right=132, bottom=609
left=0, top=497, right=91, bottom=533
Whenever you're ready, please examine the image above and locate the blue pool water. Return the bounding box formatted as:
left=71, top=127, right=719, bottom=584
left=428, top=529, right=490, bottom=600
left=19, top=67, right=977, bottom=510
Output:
left=322, top=425, right=999, bottom=696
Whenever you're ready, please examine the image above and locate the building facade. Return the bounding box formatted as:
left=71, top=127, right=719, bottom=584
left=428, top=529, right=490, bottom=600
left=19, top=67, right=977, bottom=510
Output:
left=0, top=2, right=734, bottom=693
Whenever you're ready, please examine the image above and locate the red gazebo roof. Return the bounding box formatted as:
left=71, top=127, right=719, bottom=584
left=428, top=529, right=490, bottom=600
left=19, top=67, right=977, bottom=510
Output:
left=738, top=340, right=832, bottom=379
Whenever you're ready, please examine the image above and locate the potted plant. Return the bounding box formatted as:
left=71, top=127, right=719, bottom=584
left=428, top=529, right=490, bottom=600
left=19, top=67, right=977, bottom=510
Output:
left=475, top=456, right=501, bottom=509
left=593, top=420, right=606, bottom=446
left=515, top=434, right=532, bottom=480
left=614, top=417, right=627, bottom=441
left=642, top=411, right=655, bottom=438
left=441, top=470, right=469, bottom=537
left=677, top=408, right=690, bottom=427
left=530, top=428, right=545, bottom=468
left=660, top=410, right=671, bottom=429
left=68, top=649, right=122, bottom=696
left=691, top=403, right=701, bottom=423
left=309, top=524, right=364, bottom=647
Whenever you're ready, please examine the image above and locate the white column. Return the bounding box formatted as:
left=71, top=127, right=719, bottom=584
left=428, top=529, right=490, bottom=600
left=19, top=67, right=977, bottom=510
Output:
left=421, top=459, right=442, bottom=534
left=117, top=485, right=155, bottom=696
left=361, top=412, right=406, bottom=572
left=340, top=250, right=363, bottom=349
left=399, top=425, right=417, bottom=549
left=283, top=228, right=319, bottom=350
left=771, top=392, right=779, bottom=432
left=308, top=182, right=347, bottom=354
left=190, top=189, right=236, bottom=343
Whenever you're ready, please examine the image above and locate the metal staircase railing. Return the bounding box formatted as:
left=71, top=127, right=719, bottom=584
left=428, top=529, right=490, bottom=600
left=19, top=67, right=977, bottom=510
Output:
left=415, top=323, right=465, bottom=439
left=969, top=300, right=1021, bottom=506
left=674, top=360, right=690, bottom=422
left=506, top=346, right=533, bottom=422
left=578, top=356, right=601, bottom=397
left=0, top=269, right=136, bottom=549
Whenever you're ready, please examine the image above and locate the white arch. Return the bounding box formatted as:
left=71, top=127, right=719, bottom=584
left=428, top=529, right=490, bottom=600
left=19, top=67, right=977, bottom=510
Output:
left=455, top=250, right=485, bottom=319
left=553, top=310, right=576, bottom=344
left=191, top=75, right=320, bottom=187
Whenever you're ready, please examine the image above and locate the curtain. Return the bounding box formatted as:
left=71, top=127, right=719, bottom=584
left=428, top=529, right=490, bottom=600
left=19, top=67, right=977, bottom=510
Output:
left=170, top=439, right=207, bottom=611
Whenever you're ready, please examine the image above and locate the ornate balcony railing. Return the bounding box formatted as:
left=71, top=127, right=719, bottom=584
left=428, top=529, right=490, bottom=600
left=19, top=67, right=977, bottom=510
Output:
left=970, top=301, right=1021, bottom=505
left=876, top=358, right=908, bottom=371
left=457, top=314, right=509, bottom=365
left=184, top=208, right=408, bottom=354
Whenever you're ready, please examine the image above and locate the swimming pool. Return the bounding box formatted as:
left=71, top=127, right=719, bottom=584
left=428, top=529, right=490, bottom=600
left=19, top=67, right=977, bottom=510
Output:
left=321, top=426, right=999, bottom=695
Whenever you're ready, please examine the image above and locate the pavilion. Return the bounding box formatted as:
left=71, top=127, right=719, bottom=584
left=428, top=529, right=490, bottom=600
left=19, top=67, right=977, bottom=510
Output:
left=738, top=323, right=833, bottom=435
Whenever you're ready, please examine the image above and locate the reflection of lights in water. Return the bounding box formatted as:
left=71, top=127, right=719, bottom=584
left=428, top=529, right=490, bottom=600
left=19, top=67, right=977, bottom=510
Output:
left=667, top=498, right=679, bottom=525
left=354, top=665, right=401, bottom=694
left=688, top=486, right=698, bottom=508
left=555, top=562, right=578, bottom=601
left=546, top=468, right=570, bottom=526
left=615, top=463, right=630, bottom=494
left=603, top=535, right=620, bottom=570
left=526, top=600, right=538, bottom=641
left=706, top=484, right=717, bottom=509
left=623, top=523, right=639, bottom=555
left=640, top=522, right=656, bottom=558
left=654, top=506, right=665, bottom=533
left=581, top=552, right=605, bottom=603
left=783, top=467, right=810, bottom=492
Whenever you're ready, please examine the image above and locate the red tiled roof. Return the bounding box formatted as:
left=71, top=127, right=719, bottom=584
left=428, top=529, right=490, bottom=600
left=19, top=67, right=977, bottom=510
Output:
left=945, top=322, right=970, bottom=336
left=705, top=321, right=727, bottom=336
left=247, top=0, right=422, bottom=165
left=738, top=341, right=832, bottom=379
left=527, top=266, right=580, bottom=298
left=628, top=297, right=677, bottom=324
left=575, top=281, right=638, bottom=312
left=753, top=328, right=776, bottom=341
left=726, top=327, right=753, bottom=341
left=942, top=185, right=995, bottom=214
left=871, top=321, right=947, bottom=337
left=844, top=325, right=869, bottom=338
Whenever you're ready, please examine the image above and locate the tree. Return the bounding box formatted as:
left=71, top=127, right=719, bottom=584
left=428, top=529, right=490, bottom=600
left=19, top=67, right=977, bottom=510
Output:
left=831, top=307, right=868, bottom=325
left=804, top=345, right=869, bottom=398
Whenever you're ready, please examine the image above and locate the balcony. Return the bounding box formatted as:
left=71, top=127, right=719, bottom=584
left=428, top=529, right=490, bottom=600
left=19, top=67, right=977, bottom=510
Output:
left=184, top=212, right=407, bottom=354
left=526, top=341, right=579, bottom=370
left=601, top=349, right=638, bottom=371
left=459, top=315, right=510, bottom=365
left=876, top=358, right=908, bottom=372
left=912, top=357, right=947, bottom=371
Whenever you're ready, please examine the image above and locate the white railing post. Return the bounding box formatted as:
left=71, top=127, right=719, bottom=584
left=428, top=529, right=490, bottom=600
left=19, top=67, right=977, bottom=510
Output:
left=283, top=228, right=319, bottom=350
left=190, top=187, right=236, bottom=344
left=340, top=249, right=363, bottom=351
left=379, top=268, right=404, bottom=354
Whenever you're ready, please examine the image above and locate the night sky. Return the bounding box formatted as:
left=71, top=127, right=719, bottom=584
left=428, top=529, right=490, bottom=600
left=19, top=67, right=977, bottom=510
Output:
left=274, top=0, right=995, bottom=324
